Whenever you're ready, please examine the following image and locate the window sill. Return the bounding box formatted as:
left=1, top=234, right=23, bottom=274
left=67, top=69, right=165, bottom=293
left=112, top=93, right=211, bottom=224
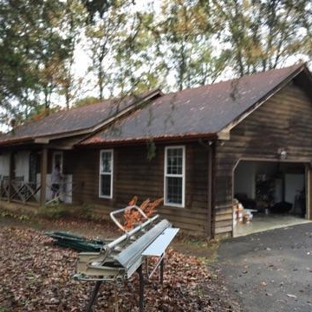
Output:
left=164, top=202, right=185, bottom=208
left=99, top=195, right=113, bottom=199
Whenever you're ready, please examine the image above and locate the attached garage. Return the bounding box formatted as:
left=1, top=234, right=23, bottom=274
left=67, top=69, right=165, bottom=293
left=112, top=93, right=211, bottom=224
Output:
left=233, top=160, right=309, bottom=236
left=214, top=64, right=312, bottom=238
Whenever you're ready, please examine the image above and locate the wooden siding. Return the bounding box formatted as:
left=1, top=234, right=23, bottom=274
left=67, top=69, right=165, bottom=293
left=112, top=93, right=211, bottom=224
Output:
left=69, top=143, right=212, bottom=236
left=214, top=82, right=312, bottom=236
left=65, top=149, right=99, bottom=205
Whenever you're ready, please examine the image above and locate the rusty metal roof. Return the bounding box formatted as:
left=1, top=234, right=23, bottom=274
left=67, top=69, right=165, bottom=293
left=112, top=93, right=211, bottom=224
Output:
left=81, top=63, right=307, bottom=146
left=0, top=90, right=161, bottom=146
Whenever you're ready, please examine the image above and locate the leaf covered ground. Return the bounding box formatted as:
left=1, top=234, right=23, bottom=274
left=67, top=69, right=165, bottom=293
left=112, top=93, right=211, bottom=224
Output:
left=0, top=214, right=240, bottom=312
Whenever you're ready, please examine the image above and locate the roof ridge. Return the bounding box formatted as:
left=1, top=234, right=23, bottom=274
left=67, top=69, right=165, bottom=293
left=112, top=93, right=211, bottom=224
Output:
left=0, top=88, right=163, bottom=146
left=4, top=89, right=163, bottom=136
left=162, top=62, right=305, bottom=97
left=80, top=62, right=310, bottom=146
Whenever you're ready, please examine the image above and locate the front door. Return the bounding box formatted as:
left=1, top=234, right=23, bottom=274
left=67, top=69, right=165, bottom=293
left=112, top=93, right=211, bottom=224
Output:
left=52, top=151, right=63, bottom=173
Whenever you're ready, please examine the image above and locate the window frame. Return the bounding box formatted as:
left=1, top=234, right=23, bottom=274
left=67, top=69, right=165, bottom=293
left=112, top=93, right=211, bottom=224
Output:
left=99, top=149, right=114, bottom=199
left=164, top=146, right=185, bottom=207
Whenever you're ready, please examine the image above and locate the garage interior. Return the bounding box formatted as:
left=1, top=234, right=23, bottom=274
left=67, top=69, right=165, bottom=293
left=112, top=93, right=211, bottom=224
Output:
left=233, top=160, right=310, bottom=237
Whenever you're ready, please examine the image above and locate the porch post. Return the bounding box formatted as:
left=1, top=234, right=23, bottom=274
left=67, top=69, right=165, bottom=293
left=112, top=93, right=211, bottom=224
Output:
left=40, top=147, right=48, bottom=206
left=8, top=151, right=14, bottom=203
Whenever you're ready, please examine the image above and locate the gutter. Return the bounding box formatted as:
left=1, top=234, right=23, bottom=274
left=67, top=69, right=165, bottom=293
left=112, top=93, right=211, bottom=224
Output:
left=0, top=136, right=35, bottom=148
left=77, top=133, right=218, bottom=148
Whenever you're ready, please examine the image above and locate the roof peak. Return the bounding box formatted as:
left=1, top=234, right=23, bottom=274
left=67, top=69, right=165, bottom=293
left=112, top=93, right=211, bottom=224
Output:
left=164, top=63, right=306, bottom=97
left=81, top=62, right=310, bottom=146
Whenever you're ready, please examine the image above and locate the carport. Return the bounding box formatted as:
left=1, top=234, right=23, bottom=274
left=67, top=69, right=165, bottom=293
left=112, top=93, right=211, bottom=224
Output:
left=233, top=159, right=311, bottom=236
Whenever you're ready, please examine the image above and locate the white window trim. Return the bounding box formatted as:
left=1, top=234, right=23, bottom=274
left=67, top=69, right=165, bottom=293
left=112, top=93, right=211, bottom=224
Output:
left=164, top=146, right=185, bottom=208
left=99, top=149, right=114, bottom=199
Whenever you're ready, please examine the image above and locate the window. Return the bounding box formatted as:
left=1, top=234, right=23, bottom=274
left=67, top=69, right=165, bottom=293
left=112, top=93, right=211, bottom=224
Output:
left=164, top=146, right=185, bottom=207
left=99, top=150, right=113, bottom=198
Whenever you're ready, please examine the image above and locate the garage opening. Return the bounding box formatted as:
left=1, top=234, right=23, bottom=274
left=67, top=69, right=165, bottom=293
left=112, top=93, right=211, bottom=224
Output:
left=233, top=160, right=310, bottom=237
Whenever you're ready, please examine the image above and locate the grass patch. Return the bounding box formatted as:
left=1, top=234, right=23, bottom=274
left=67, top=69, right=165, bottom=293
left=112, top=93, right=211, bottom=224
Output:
left=0, top=208, right=30, bottom=221
left=37, top=205, right=72, bottom=219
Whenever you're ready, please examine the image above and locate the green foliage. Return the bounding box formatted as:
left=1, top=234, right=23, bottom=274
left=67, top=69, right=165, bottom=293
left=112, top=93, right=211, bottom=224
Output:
left=38, top=206, right=72, bottom=219
left=1, top=0, right=312, bottom=129
left=0, top=209, right=30, bottom=221
left=0, top=0, right=86, bottom=127
left=211, top=0, right=312, bottom=76
left=75, top=204, right=93, bottom=220
left=73, top=96, right=101, bottom=107
left=37, top=204, right=93, bottom=220
left=85, top=0, right=141, bottom=99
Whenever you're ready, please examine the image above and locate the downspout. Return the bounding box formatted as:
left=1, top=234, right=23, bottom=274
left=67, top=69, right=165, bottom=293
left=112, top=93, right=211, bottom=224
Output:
left=198, top=138, right=216, bottom=239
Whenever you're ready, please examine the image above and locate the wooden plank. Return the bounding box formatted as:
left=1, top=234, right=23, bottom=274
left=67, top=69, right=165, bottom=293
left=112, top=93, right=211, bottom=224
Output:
left=215, top=219, right=233, bottom=228
left=215, top=226, right=233, bottom=235
left=215, top=214, right=233, bottom=222
left=142, top=228, right=180, bottom=257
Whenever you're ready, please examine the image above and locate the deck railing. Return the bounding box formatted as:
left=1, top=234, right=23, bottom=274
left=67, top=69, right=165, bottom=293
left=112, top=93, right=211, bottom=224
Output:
left=0, top=178, right=41, bottom=203
left=0, top=177, right=82, bottom=205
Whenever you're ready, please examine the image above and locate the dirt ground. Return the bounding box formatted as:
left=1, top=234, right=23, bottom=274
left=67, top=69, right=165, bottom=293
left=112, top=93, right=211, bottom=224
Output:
left=0, top=207, right=241, bottom=312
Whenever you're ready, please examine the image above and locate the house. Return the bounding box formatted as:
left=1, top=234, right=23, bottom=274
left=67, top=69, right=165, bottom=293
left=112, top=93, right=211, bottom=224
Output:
left=0, top=90, right=161, bottom=205
left=1, top=63, right=312, bottom=238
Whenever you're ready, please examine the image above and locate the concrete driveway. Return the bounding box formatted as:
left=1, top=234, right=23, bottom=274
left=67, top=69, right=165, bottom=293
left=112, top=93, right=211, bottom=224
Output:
left=217, top=223, right=312, bottom=312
